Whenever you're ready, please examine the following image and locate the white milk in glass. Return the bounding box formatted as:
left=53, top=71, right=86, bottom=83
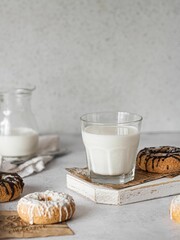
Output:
left=0, top=127, right=38, bottom=157
left=82, top=125, right=140, bottom=176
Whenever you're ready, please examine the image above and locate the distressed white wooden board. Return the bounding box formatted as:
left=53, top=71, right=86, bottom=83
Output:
left=66, top=173, right=180, bottom=205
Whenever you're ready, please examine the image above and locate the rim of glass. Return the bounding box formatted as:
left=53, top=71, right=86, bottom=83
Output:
left=0, top=84, right=36, bottom=95
left=80, top=111, right=143, bottom=125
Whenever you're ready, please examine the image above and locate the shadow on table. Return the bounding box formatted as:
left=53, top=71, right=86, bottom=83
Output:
left=73, top=204, right=93, bottom=220
left=22, top=184, right=44, bottom=196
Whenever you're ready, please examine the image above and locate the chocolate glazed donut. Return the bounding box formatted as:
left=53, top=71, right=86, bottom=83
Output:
left=0, top=172, right=24, bottom=202
left=137, top=146, right=180, bottom=173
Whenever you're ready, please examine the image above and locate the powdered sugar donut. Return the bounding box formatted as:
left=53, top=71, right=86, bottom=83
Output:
left=17, top=190, right=75, bottom=224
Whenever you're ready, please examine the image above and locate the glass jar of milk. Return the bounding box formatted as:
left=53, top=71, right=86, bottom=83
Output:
left=81, top=112, right=143, bottom=184
left=0, top=86, right=39, bottom=162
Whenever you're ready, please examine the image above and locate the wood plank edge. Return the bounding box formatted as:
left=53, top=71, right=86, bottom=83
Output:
left=66, top=173, right=180, bottom=205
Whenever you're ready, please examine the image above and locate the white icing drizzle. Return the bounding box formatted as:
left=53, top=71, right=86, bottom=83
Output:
left=17, top=190, right=75, bottom=224
left=2, top=174, right=19, bottom=184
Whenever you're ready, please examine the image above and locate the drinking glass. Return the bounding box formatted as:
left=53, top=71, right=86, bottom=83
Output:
left=81, top=112, right=143, bottom=184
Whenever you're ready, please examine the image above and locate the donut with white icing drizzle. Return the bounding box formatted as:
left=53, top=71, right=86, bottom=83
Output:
left=170, top=195, right=180, bottom=223
left=17, top=190, right=75, bottom=224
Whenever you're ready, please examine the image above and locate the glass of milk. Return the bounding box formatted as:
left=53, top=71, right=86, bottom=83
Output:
left=81, top=112, right=143, bottom=184
left=0, top=85, right=39, bottom=163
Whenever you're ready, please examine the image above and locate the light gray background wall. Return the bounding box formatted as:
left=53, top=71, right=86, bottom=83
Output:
left=0, top=0, right=180, bottom=134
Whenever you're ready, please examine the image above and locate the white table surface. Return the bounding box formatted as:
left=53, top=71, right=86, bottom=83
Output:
left=1, top=132, right=180, bottom=240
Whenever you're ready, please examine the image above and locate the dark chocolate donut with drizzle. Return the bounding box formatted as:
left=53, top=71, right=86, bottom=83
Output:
left=0, top=172, right=24, bottom=202
left=137, top=146, right=180, bottom=173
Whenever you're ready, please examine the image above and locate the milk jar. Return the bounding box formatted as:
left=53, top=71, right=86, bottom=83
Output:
left=0, top=86, right=39, bottom=162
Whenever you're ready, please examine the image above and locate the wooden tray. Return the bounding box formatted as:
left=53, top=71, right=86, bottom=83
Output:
left=0, top=211, right=74, bottom=239
left=66, top=167, right=180, bottom=205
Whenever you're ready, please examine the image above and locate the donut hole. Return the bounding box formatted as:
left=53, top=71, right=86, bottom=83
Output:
left=38, top=196, right=52, bottom=201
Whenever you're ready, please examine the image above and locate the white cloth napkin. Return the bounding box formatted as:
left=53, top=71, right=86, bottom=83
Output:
left=0, top=135, right=61, bottom=178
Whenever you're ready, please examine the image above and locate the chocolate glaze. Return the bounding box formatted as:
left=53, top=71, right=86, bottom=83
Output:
left=0, top=172, right=24, bottom=201
left=137, top=146, right=180, bottom=171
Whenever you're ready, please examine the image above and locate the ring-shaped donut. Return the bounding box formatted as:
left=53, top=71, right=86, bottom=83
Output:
left=0, top=172, right=24, bottom=202
left=137, top=146, right=180, bottom=173
left=17, top=190, right=75, bottom=224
